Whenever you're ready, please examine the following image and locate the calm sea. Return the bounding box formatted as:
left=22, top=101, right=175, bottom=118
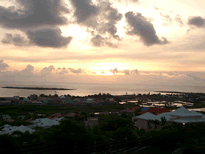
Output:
left=0, top=81, right=205, bottom=97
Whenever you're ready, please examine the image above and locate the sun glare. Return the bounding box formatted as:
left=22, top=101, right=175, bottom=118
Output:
left=91, top=62, right=128, bottom=75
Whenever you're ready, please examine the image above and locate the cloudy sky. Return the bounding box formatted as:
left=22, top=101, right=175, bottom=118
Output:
left=0, top=0, right=205, bottom=86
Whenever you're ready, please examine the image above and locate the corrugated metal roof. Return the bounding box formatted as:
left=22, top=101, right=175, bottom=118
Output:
left=168, top=107, right=203, bottom=117
left=173, top=118, right=205, bottom=123
left=136, top=112, right=156, bottom=120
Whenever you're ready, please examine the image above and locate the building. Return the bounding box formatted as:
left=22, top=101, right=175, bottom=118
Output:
left=139, top=107, right=170, bottom=115
left=63, top=98, right=73, bottom=104
left=23, top=98, right=29, bottom=101
left=141, top=107, right=150, bottom=112
left=133, top=107, right=205, bottom=131
left=74, top=102, right=87, bottom=107
left=84, top=117, right=99, bottom=128
left=30, top=94, right=38, bottom=100
left=1, top=97, right=13, bottom=100
left=64, top=112, right=77, bottom=118
left=122, top=107, right=142, bottom=114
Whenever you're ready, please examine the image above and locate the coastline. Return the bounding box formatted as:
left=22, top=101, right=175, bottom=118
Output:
left=154, top=91, right=190, bottom=94
left=1, top=87, right=76, bottom=90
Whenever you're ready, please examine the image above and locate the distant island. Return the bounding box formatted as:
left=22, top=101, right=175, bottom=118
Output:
left=154, top=91, right=190, bottom=94
left=2, top=86, right=76, bottom=90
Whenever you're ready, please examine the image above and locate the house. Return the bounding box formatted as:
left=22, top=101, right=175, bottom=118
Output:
left=13, top=96, right=20, bottom=99
left=133, top=107, right=205, bottom=131
left=63, top=98, right=73, bottom=104
left=2, top=97, right=13, bottom=100
left=6, top=118, right=14, bottom=122
left=139, top=107, right=170, bottom=115
left=84, top=117, right=99, bottom=128
left=74, top=102, right=87, bottom=107
left=30, top=94, right=38, bottom=100
left=64, top=112, right=77, bottom=118
left=24, top=101, right=33, bottom=105
left=48, top=113, right=62, bottom=119
left=23, top=98, right=29, bottom=101
left=141, top=107, right=150, bottom=112
left=33, top=100, right=38, bottom=103
left=73, top=98, right=81, bottom=103
left=123, top=107, right=142, bottom=113
left=24, top=118, right=34, bottom=122
left=98, top=112, right=109, bottom=115
left=59, top=95, right=65, bottom=99
left=132, top=112, right=160, bottom=131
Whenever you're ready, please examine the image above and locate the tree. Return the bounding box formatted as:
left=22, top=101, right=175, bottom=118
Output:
left=121, top=113, right=128, bottom=118
left=54, top=94, right=58, bottom=97
left=134, top=111, right=140, bottom=116
left=160, top=116, right=167, bottom=128
left=99, top=115, right=134, bottom=132
left=80, top=112, right=88, bottom=121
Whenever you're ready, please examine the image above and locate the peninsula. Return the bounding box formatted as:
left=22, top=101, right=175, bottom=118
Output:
left=1, top=86, right=76, bottom=90
left=154, top=91, right=190, bottom=94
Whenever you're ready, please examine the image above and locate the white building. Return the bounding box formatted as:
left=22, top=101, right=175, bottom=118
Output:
left=133, top=107, right=205, bottom=131
left=59, top=95, right=65, bottom=99
left=86, top=99, right=93, bottom=104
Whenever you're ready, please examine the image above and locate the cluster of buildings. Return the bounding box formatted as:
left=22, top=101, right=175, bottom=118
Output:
left=132, top=106, right=205, bottom=131
left=139, top=101, right=194, bottom=108
left=0, top=94, right=118, bottom=107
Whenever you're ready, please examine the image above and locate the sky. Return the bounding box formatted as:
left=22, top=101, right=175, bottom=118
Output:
left=0, top=0, right=205, bottom=86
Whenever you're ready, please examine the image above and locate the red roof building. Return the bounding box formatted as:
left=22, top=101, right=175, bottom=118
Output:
left=122, top=107, right=142, bottom=113
left=139, top=107, right=170, bottom=115
left=6, top=118, right=14, bottom=122
left=64, top=112, right=79, bottom=117
left=24, top=118, right=33, bottom=122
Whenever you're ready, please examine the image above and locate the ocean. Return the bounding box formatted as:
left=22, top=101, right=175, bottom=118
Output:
left=0, top=81, right=205, bottom=97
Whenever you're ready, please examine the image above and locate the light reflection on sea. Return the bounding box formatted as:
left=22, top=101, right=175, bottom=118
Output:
left=0, top=82, right=205, bottom=97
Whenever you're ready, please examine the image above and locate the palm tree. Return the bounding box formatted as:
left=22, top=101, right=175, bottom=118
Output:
left=160, top=116, right=167, bottom=129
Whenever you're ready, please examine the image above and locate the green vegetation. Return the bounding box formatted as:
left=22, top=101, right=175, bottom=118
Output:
left=2, top=103, right=205, bottom=153
left=0, top=110, right=205, bottom=154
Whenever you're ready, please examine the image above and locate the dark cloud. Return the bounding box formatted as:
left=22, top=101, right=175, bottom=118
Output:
left=56, top=67, right=68, bottom=75
left=105, top=41, right=118, bottom=48
left=68, top=68, right=83, bottom=74
left=0, top=0, right=70, bottom=30
left=188, top=16, right=205, bottom=28
left=174, top=14, right=184, bottom=26
left=160, top=13, right=172, bottom=26
left=90, top=34, right=105, bottom=47
left=74, top=1, right=122, bottom=48
left=2, top=27, right=72, bottom=48
left=109, top=67, right=118, bottom=74
left=98, top=1, right=122, bottom=40
left=26, top=27, right=72, bottom=48
left=131, top=69, right=139, bottom=75
left=0, top=60, right=9, bottom=70
left=2, top=33, right=28, bottom=46
left=125, top=11, right=169, bottom=46
left=70, top=0, right=99, bottom=25
left=40, top=65, right=55, bottom=76
left=90, top=34, right=118, bottom=48
left=122, top=69, right=130, bottom=75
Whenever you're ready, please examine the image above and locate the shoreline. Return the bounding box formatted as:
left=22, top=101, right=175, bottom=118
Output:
left=1, top=86, right=76, bottom=91
left=154, top=91, right=190, bottom=94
